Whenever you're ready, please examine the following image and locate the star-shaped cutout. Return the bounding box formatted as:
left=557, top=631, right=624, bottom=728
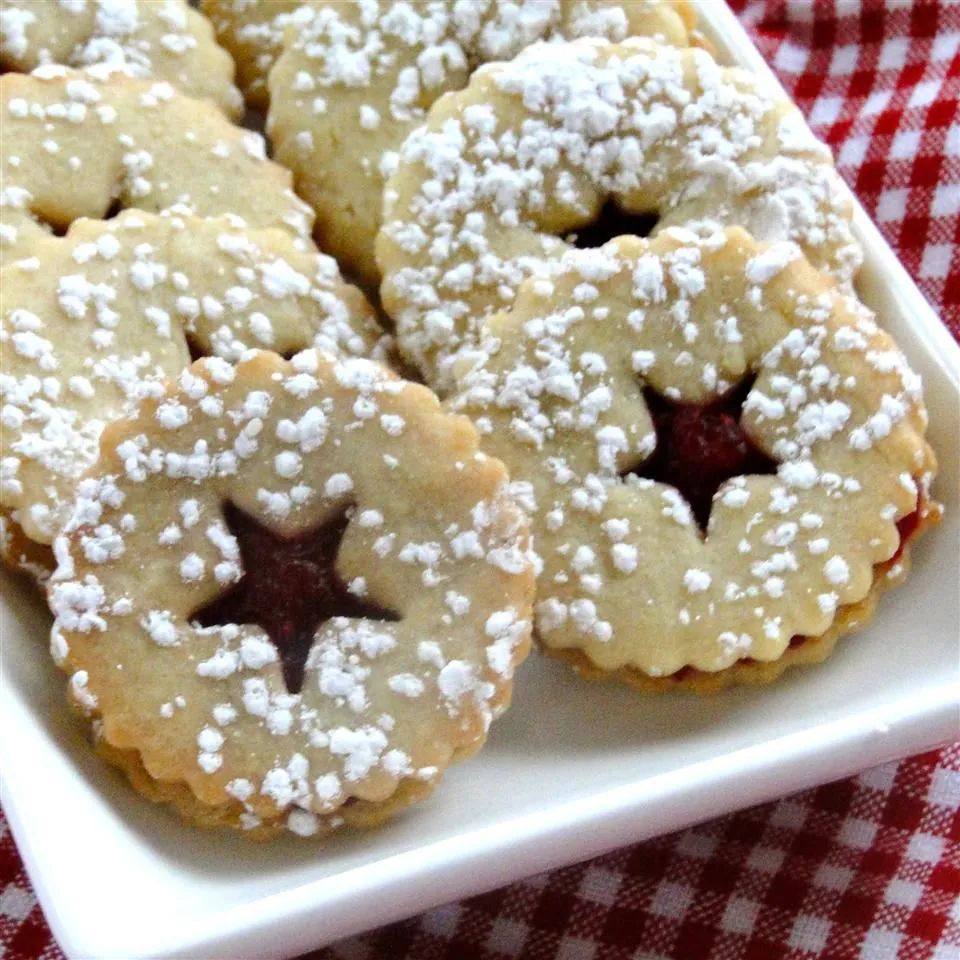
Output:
left=191, top=502, right=400, bottom=695
left=624, top=375, right=779, bottom=532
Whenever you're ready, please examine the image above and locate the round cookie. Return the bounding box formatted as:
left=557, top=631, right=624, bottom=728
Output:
left=378, top=37, right=861, bottom=390
left=0, top=66, right=312, bottom=266
left=0, top=210, right=386, bottom=556
left=267, top=0, right=698, bottom=288
left=0, top=0, right=242, bottom=117
left=449, top=227, right=938, bottom=690
left=49, top=348, right=534, bottom=837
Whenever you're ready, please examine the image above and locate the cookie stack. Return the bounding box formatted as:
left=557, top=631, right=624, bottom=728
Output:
left=0, top=1, right=939, bottom=839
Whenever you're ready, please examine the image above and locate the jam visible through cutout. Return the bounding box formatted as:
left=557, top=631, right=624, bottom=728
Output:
left=569, top=200, right=659, bottom=249
left=624, top=375, right=778, bottom=532
left=192, top=502, right=400, bottom=695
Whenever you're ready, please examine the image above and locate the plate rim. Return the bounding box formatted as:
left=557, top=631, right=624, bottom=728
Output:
left=3, top=684, right=956, bottom=959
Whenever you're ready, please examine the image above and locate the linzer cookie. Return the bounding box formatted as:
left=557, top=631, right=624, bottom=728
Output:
left=0, top=0, right=242, bottom=117
left=49, top=349, right=534, bottom=837
left=449, top=227, right=938, bottom=692
left=0, top=211, right=385, bottom=566
left=0, top=66, right=311, bottom=266
left=267, top=0, right=698, bottom=286
left=378, top=37, right=860, bottom=390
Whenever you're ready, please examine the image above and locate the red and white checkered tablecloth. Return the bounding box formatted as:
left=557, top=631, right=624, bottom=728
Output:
left=1, top=2, right=958, bottom=958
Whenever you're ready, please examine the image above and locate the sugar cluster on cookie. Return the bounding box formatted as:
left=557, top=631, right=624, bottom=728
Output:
left=450, top=227, right=937, bottom=690
left=378, top=37, right=860, bottom=390
left=207, top=0, right=695, bottom=105
left=0, top=0, right=242, bottom=116
left=50, top=349, right=534, bottom=837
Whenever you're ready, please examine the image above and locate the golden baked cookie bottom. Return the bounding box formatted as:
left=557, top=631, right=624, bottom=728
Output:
left=95, top=737, right=439, bottom=840
left=545, top=503, right=939, bottom=695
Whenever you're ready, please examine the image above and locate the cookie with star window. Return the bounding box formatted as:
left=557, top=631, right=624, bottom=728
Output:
left=448, top=227, right=939, bottom=692
left=49, top=348, right=534, bottom=837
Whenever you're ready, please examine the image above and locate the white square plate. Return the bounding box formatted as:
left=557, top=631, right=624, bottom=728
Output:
left=1, top=3, right=957, bottom=957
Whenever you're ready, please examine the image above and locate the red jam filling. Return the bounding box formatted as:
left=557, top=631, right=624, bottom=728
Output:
left=625, top=376, right=778, bottom=531
left=192, top=503, right=399, bottom=695
left=891, top=507, right=920, bottom=563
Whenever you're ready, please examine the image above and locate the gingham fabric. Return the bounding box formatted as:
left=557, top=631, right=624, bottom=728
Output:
left=318, top=748, right=960, bottom=960
left=1, top=2, right=957, bottom=959
left=735, top=0, right=960, bottom=336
